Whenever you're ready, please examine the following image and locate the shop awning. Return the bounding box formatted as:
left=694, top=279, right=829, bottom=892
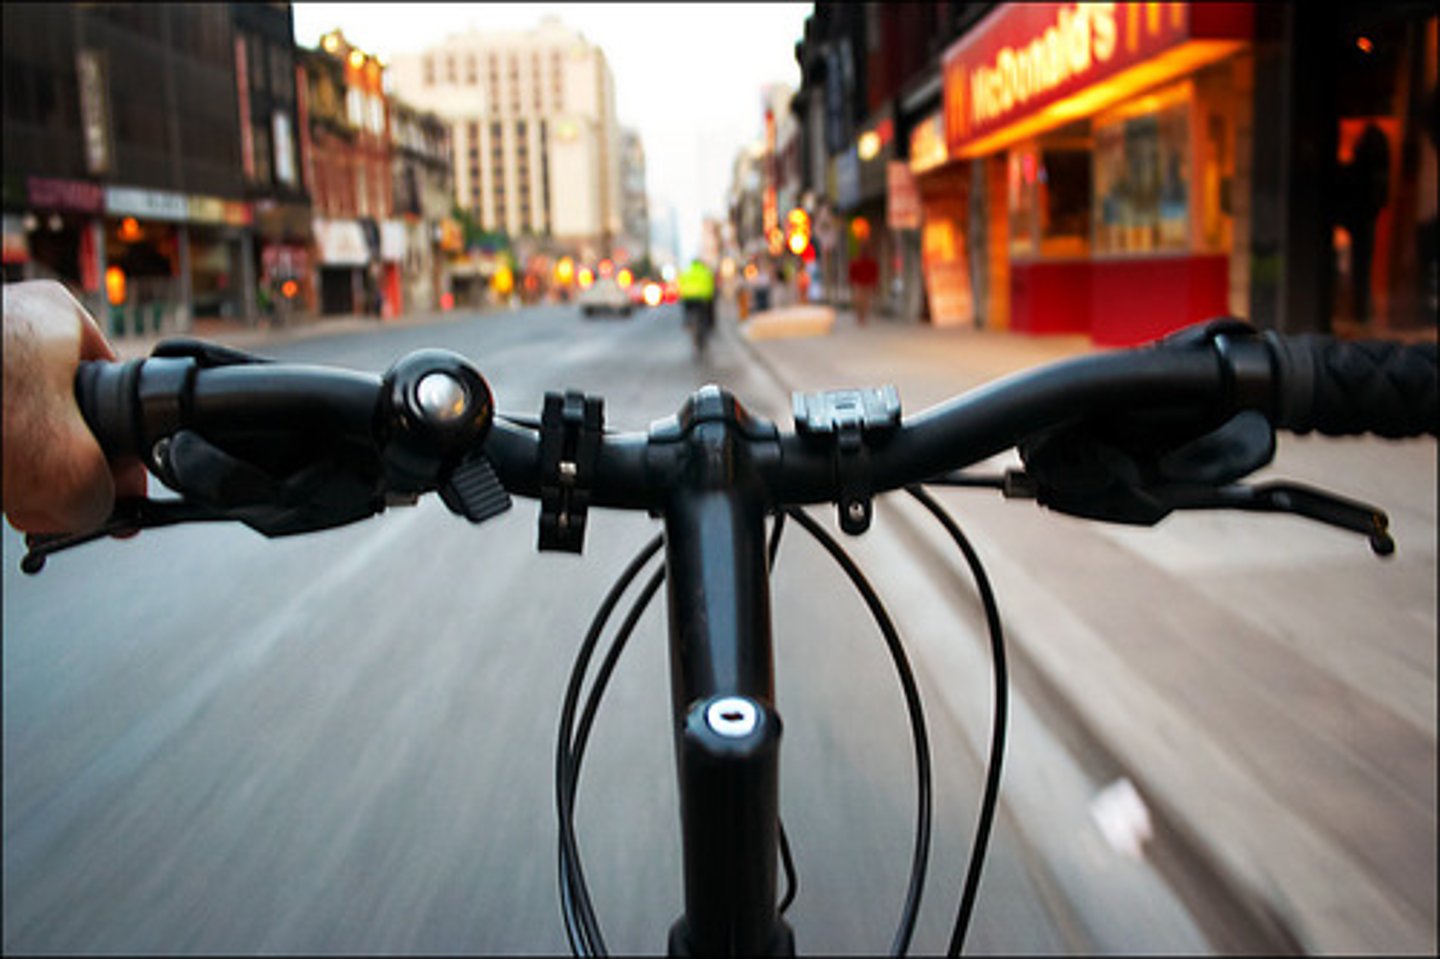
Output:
left=942, top=2, right=1252, bottom=159
left=313, top=218, right=369, bottom=267
left=254, top=201, right=314, bottom=242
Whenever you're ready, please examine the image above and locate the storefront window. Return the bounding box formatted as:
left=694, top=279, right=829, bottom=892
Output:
left=1008, top=123, right=1092, bottom=258
left=1007, top=148, right=1037, bottom=256
left=1093, top=82, right=1192, bottom=255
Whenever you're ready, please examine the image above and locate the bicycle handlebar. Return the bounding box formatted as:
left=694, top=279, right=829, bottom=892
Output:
left=1264, top=333, right=1438, bottom=438
left=72, top=323, right=1438, bottom=522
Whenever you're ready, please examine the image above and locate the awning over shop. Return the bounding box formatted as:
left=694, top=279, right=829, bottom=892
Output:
left=313, top=218, right=370, bottom=266
left=942, top=2, right=1252, bottom=159
left=253, top=201, right=314, bottom=242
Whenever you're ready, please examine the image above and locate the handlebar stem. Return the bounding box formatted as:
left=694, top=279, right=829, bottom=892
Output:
left=659, top=394, right=791, bottom=956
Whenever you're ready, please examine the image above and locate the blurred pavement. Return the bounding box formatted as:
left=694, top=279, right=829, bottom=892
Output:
left=110, top=302, right=1437, bottom=954
left=726, top=299, right=1438, bottom=955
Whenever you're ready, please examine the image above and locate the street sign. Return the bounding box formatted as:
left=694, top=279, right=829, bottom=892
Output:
left=887, top=162, right=922, bottom=231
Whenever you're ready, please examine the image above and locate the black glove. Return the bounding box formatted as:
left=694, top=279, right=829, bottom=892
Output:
left=1020, top=410, right=1276, bottom=526
left=161, top=429, right=386, bottom=536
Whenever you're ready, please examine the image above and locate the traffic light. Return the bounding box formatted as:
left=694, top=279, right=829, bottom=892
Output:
left=785, top=208, right=811, bottom=258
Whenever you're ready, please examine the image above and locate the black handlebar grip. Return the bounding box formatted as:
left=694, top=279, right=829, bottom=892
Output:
left=74, top=359, right=145, bottom=458
left=1266, top=333, right=1438, bottom=438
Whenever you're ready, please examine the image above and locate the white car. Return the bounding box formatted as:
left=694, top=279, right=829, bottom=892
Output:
left=577, top=277, right=632, bottom=318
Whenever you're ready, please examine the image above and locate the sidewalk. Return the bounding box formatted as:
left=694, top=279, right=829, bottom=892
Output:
left=727, top=303, right=1438, bottom=954
left=110, top=308, right=466, bottom=360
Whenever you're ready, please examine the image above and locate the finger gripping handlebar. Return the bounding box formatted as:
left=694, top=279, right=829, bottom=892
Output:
left=1266, top=334, right=1438, bottom=438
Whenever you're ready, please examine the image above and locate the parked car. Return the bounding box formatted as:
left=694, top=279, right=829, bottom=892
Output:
left=578, top=276, right=632, bottom=318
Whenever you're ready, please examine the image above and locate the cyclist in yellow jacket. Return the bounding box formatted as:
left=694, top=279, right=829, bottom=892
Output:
left=676, top=258, right=716, bottom=353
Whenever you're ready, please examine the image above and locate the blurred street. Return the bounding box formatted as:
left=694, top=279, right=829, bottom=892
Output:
left=4, top=302, right=1435, bottom=955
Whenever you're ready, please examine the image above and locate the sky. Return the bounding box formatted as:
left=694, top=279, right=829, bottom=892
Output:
left=291, top=2, right=812, bottom=261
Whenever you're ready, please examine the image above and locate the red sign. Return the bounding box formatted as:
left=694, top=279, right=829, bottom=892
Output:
left=27, top=177, right=103, bottom=213
left=887, top=162, right=922, bottom=231
left=236, top=36, right=254, bottom=179
left=942, top=2, right=1252, bottom=157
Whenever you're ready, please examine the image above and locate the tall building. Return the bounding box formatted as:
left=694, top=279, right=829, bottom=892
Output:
left=648, top=196, right=682, bottom=272
left=299, top=30, right=398, bottom=316
left=387, top=16, right=622, bottom=263
left=390, top=98, right=456, bottom=313
left=618, top=127, right=649, bottom=264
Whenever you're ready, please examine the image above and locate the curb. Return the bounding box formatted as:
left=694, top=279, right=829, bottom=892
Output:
left=725, top=315, right=1305, bottom=955
left=111, top=308, right=478, bottom=359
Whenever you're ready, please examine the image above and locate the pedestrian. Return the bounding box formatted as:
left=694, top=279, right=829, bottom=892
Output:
left=1337, top=123, right=1391, bottom=325
left=805, top=259, right=823, bottom=303
left=751, top=261, right=773, bottom=314
left=2, top=280, right=149, bottom=535
left=848, top=242, right=880, bottom=326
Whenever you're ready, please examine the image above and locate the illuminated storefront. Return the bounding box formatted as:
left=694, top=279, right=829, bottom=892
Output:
left=934, top=2, right=1255, bottom=345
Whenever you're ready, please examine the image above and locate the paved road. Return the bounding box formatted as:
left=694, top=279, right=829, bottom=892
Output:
left=738, top=304, right=1437, bottom=955
left=3, top=303, right=1217, bottom=954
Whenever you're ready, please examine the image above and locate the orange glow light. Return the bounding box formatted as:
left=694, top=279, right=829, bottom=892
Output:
left=118, top=217, right=142, bottom=242
left=281, top=279, right=299, bottom=298
left=643, top=282, right=662, bottom=307
left=105, top=266, right=126, bottom=306
left=1356, top=36, right=1374, bottom=54
left=598, top=258, right=614, bottom=278
left=578, top=267, right=595, bottom=289
left=440, top=292, right=455, bottom=310
left=787, top=231, right=809, bottom=256
left=851, top=217, right=871, bottom=243
left=616, top=268, right=633, bottom=289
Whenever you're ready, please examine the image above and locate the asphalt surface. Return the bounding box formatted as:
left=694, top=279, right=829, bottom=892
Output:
left=3, top=303, right=1220, bottom=954
left=733, top=301, right=1438, bottom=956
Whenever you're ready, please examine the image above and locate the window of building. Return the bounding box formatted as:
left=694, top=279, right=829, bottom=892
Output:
left=1009, top=120, right=1094, bottom=259
left=250, top=33, right=268, bottom=93
left=1093, top=82, right=1192, bottom=255
left=346, top=87, right=364, bottom=128
left=252, top=120, right=273, bottom=184
left=424, top=56, right=435, bottom=86
left=270, top=42, right=292, bottom=102
left=445, top=55, right=457, bottom=84
left=540, top=119, right=552, bottom=232
left=467, top=54, right=478, bottom=85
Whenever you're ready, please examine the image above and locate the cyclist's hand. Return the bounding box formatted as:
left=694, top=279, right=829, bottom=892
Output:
left=2, top=280, right=148, bottom=535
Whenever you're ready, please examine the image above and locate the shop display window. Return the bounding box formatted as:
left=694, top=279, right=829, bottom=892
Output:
left=1093, top=81, right=1192, bottom=255
left=1008, top=123, right=1093, bottom=259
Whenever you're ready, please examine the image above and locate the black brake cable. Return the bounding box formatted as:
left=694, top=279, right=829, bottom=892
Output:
left=767, top=512, right=800, bottom=917
left=558, top=516, right=798, bottom=957
left=904, top=485, right=1009, bottom=958
left=785, top=507, right=932, bottom=958
left=556, top=532, right=664, bottom=956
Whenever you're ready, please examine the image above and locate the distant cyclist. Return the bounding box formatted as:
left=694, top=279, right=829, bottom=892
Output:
left=677, top=258, right=717, bottom=354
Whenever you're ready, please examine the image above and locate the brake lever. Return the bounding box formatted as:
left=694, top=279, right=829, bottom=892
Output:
left=20, top=497, right=234, bottom=574
left=1150, top=481, right=1394, bottom=556
left=990, top=469, right=1394, bottom=556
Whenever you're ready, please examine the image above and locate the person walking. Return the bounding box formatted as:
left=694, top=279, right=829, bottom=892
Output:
left=848, top=242, right=880, bottom=326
